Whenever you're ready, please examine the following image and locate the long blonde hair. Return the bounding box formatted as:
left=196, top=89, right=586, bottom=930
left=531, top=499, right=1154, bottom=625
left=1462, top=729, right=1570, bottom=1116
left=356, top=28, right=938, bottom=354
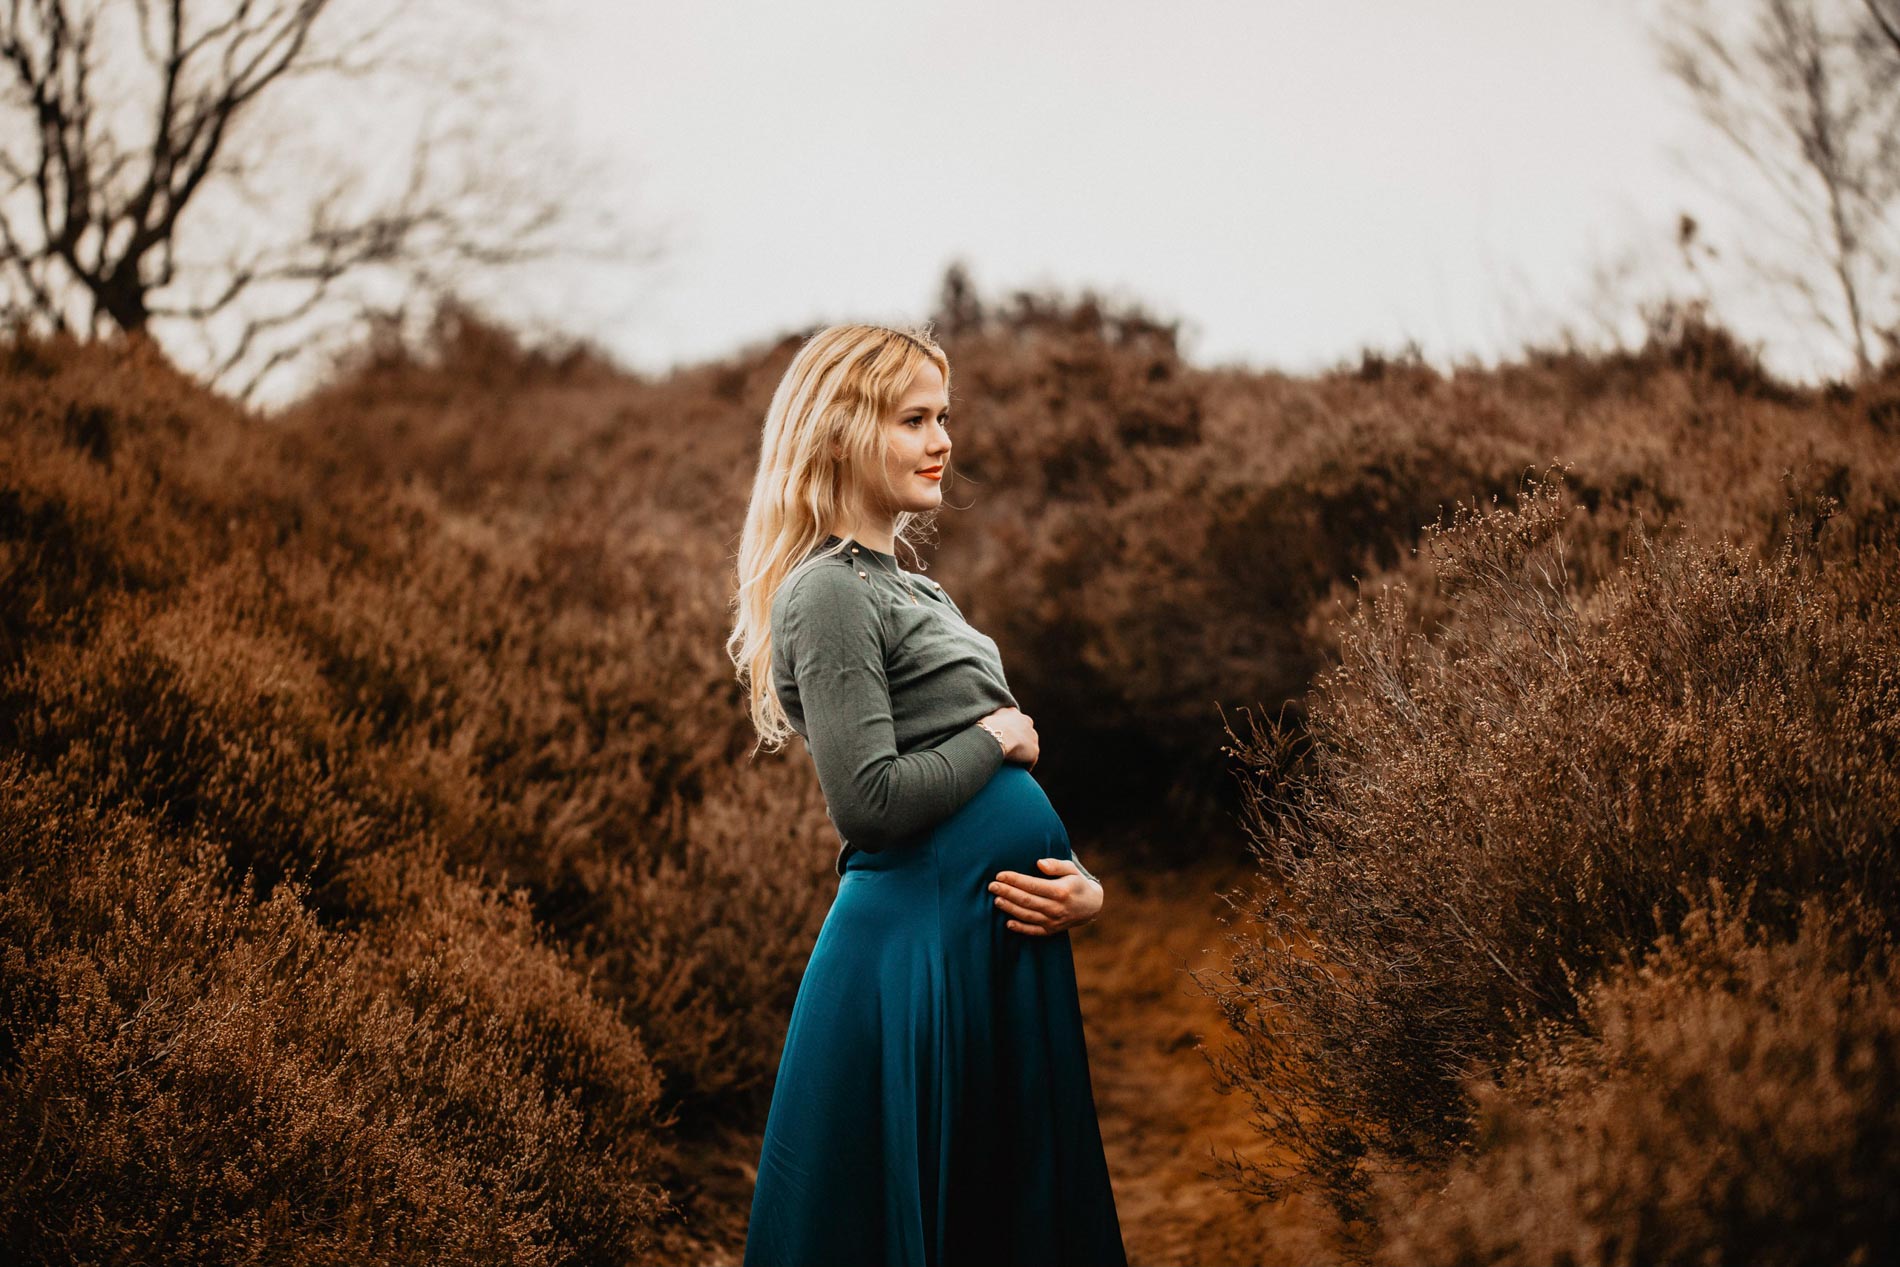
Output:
left=727, top=322, right=953, bottom=753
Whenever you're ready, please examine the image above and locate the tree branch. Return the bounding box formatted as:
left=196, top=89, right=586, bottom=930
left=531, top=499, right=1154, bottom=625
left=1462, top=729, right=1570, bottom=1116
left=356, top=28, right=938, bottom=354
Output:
left=1, top=0, right=631, bottom=397
left=1866, top=0, right=1900, bottom=58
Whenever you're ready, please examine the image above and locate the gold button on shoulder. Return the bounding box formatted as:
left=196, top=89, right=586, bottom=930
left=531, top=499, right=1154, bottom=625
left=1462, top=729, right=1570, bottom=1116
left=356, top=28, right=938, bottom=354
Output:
left=857, top=570, right=867, bottom=578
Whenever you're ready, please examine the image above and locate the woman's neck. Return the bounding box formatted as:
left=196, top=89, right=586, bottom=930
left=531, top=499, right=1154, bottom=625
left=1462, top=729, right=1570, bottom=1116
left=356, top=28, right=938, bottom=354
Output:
left=832, top=515, right=896, bottom=556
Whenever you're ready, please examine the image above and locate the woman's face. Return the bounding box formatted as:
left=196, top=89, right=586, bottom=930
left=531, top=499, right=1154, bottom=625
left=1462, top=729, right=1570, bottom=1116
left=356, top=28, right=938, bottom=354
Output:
left=876, top=359, right=952, bottom=514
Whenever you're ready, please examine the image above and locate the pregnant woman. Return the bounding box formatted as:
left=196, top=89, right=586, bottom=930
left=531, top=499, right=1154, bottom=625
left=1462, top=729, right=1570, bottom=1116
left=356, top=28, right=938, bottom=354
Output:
left=727, top=323, right=1127, bottom=1266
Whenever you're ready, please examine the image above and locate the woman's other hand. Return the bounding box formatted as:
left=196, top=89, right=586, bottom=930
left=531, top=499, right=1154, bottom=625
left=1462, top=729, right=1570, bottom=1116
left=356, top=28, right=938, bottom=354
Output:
left=979, top=705, right=1040, bottom=770
left=988, top=857, right=1102, bottom=934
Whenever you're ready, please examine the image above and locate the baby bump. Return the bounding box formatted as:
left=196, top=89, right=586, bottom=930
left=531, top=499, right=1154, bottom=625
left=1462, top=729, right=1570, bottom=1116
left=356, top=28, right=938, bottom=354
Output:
left=930, top=764, right=1072, bottom=879
left=839, top=765, right=1074, bottom=884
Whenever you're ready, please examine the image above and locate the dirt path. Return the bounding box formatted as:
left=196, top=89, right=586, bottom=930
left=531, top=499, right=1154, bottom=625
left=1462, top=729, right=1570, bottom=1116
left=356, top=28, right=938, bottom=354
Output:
left=657, top=856, right=1343, bottom=1265
left=1074, top=857, right=1344, bottom=1266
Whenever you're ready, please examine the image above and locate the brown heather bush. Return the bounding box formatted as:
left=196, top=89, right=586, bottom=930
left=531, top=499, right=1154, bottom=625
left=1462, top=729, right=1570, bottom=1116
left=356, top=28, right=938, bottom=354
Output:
left=1378, top=893, right=1900, bottom=1267
left=276, top=287, right=1900, bottom=863
left=923, top=295, right=1900, bottom=856
left=0, top=760, right=668, bottom=1264
left=1204, top=476, right=1900, bottom=1224
left=0, top=330, right=838, bottom=1259
left=9, top=277, right=1900, bottom=1258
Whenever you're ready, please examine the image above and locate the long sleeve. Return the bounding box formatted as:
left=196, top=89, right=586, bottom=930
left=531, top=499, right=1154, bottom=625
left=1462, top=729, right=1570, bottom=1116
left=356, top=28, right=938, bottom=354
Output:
left=918, top=580, right=1098, bottom=882
left=783, top=564, right=1008, bottom=851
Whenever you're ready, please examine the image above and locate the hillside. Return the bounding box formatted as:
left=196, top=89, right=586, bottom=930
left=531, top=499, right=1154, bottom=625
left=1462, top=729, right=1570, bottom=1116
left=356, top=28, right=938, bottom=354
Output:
left=3, top=290, right=1897, bottom=1261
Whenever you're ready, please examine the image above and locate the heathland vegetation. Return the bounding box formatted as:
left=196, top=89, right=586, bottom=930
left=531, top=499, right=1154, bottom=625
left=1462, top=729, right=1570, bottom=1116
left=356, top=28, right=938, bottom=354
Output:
left=3, top=277, right=1898, bottom=1261
left=1210, top=477, right=1899, bottom=1263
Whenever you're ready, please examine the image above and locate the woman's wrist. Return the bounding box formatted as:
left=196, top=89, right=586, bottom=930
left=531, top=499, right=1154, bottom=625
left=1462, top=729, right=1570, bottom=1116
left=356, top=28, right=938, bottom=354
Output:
left=975, top=717, right=1009, bottom=757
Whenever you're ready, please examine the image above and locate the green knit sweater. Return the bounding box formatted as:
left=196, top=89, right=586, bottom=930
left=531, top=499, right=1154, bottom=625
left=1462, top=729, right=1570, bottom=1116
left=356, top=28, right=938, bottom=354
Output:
left=771, top=533, right=1098, bottom=883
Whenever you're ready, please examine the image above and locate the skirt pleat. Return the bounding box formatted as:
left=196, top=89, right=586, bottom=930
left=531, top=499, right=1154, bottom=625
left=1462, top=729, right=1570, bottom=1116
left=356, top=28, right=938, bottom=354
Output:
left=743, top=765, right=1127, bottom=1267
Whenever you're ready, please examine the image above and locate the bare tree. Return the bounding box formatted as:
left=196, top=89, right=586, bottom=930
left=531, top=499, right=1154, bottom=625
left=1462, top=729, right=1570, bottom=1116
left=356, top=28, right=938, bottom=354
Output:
left=0, top=0, right=627, bottom=400
left=1656, top=0, right=1900, bottom=378
left=1870, top=0, right=1900, bottom=54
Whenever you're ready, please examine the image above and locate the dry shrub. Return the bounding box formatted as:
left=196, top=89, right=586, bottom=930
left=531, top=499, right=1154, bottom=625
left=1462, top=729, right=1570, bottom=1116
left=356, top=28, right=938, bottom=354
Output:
left=1378, top=893, right=1900, bottom=1267
left=9, top=579, right=371, bottom=898
left=0, top=760, right=670, bottom=1265
left=1, top=331, right=834, bottom=1258
left=10, top=281, right=1900, bottom=1256
left=278, top=286, right=1900, bottom=863
left=1204, top=476, right=1900, bottom=1218
left=542, top=757, right=837, bottom=1127
left=922, top=288, right=1900, bottom=857
left=346, top=848, right=673, bottom=1262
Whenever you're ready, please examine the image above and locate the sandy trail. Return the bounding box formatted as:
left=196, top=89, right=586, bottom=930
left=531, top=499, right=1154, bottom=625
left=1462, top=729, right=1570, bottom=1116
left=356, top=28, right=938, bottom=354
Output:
left=1074, top=857, right=1344, bottom=1266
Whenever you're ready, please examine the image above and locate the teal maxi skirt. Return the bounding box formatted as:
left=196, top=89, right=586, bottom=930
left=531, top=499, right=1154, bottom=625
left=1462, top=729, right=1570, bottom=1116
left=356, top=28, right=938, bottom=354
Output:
left=742, top=764, right=1128, bottom=1267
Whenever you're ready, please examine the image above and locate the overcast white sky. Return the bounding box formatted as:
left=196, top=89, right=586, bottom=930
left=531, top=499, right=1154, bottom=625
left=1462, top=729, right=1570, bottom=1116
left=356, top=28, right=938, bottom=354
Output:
left=510, top=0, right=1842, bottom=381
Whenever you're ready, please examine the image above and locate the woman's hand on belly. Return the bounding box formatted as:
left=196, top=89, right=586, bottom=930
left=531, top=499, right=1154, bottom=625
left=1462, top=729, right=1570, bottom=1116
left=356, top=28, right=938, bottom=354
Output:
left=978, top=706, right=1040, bottom=771
left=987, top=857, right=1103, bottom=935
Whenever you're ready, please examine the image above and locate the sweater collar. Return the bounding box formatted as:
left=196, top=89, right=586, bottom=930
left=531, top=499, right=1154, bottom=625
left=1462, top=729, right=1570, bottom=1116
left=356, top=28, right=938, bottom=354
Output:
left=815, top=532, right=902, bottom=573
